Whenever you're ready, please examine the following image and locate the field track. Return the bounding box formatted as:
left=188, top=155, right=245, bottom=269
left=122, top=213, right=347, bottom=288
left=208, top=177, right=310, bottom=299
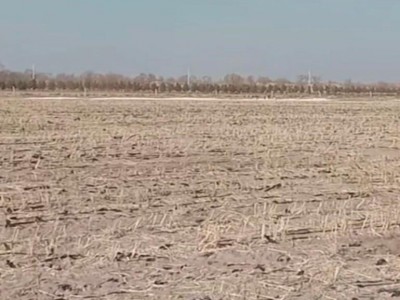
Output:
left=24, top=96, right=331, bottom=102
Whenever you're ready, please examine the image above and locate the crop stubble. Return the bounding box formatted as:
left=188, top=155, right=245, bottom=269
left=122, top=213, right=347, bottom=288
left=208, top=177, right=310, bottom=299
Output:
left=1, top=98, right=400, bottom=299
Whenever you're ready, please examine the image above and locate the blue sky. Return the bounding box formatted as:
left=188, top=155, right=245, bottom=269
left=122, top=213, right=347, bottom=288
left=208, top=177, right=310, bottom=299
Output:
left=0, top=0, right=399, bottom=82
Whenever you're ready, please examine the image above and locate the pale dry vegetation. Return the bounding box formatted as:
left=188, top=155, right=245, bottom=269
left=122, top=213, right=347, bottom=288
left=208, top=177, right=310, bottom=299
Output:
left=1, top=98, right=400, bottom=299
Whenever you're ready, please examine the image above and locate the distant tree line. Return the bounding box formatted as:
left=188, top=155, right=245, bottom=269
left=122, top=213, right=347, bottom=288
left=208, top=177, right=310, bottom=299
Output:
left=0, top=67, right=399, bottom=97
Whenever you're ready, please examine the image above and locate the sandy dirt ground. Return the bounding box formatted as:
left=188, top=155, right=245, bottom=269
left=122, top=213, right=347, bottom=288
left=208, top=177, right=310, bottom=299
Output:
left=1, top=97, right=400, bottom=299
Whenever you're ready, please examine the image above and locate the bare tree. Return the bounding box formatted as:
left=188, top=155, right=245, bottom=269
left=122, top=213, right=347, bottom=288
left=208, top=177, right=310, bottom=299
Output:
left=0, top=65, right=398, bottom=96
left=224, top=73, right=244, bottom=86
left=296, top=75, right=307, bottom=86
left=275, top=78, right=291, bottom=84
left=201, top=76, right=212, bottom=84
left=257, top=76, right=272, bottom=85
left=312, top=76, right=322, bottom=85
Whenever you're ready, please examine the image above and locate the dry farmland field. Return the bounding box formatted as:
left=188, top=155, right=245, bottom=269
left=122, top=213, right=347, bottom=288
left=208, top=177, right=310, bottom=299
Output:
left=2, top=97, right=400, bottom=300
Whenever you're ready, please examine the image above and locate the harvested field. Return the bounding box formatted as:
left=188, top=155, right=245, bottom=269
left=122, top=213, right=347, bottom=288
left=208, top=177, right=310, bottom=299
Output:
left=1, top=97, right=400, bottom=299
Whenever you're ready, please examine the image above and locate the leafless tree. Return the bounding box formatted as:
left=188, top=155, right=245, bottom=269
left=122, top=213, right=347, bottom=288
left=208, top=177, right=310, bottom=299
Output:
left=224, top=73, right=244, bottom=86
left=0, top=66, right=397, bottom=96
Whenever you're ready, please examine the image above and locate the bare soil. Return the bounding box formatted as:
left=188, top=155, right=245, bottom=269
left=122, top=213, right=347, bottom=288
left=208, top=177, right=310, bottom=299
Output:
left=1, top=98, right=400, bottom=300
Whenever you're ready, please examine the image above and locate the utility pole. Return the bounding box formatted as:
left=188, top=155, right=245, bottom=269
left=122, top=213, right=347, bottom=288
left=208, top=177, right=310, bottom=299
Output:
left=187, top=67, right=191, bottom=88
left=32, top=64, right=36, bottom=80
left=308, top=70, right=314, bottom=94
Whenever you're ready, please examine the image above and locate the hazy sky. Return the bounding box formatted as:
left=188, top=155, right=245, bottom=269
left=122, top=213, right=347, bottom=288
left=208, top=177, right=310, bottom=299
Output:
left=0, top=0, right=399, bottom=82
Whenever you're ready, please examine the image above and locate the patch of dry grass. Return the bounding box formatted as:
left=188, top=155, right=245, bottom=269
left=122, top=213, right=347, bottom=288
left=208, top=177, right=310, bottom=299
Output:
left=1, top=98, right=400, bottom=299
